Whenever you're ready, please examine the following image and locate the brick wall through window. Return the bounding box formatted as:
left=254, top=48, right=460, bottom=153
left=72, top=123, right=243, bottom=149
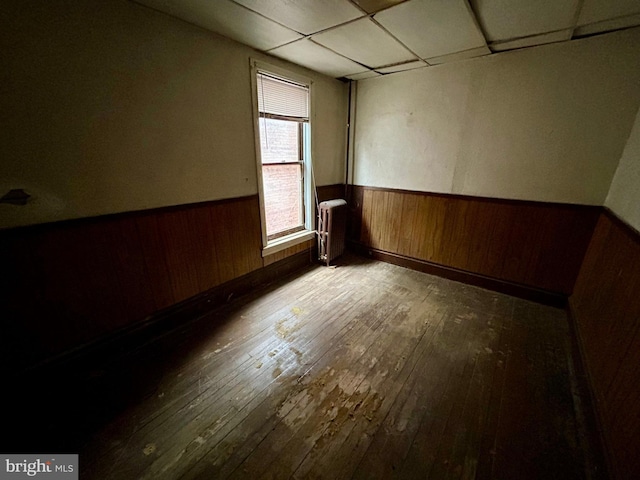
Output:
left=263, top=164, right=303, bottom=236
left=255, top=70, right=309, bottom=241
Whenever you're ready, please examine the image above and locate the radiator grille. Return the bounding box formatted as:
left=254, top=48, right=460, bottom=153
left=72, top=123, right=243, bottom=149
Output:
left=318, top=199, right=347, bottom=266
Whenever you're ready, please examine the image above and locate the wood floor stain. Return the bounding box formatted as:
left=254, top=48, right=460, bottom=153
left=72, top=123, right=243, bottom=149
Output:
left=8, top=254, right=604, bottom=479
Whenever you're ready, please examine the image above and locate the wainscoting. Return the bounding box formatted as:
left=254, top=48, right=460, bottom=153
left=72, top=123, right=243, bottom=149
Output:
left=1, top=196, right=262, bottom=371
left=347, top=185, right=600, bottom=297
left=317, top=183, right=346, bottom=204
left=571, top=210, right=640, bottom=480
left=4, top=181, right=631, bottom=477
left=0, top=184, right=344, bottom=373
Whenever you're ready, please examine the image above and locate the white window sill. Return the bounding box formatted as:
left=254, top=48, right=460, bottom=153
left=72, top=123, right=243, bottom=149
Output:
left=262, top=230, right=315, bottom=257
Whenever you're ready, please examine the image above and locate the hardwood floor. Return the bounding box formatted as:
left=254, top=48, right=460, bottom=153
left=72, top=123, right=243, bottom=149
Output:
left=7, top=254, right=602, bottom=479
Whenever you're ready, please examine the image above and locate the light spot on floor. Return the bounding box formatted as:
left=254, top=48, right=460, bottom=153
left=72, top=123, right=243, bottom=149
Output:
left=143, top=443, right=156, bottom=456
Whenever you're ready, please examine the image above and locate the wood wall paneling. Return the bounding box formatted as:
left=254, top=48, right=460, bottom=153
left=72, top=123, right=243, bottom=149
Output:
left=346, top=184, right=364, bottom=246
left=0, top=195, right=265, bottom=372
left=157, top=208, right=204, bottom=303
left=348, top=185, right=599, bottom=295
left=135, top=213, right=182, bottom=311
left=571, top=210, right=640, bottom=480
left=317, top=184, right=346, bottom=204
left=213, top=197, right=263, bottom=282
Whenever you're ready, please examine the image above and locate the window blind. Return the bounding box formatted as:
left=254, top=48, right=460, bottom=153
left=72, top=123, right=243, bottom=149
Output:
left=257, top=72, right=309, bottom=122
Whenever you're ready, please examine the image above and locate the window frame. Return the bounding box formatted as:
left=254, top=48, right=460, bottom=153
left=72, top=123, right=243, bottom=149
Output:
left=250, top=60, right=316, bottom=257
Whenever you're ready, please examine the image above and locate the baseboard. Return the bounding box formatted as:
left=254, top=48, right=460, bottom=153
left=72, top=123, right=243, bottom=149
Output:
left=15, top=249, right=314, bottom=378
left=566, top=301, right=613, bottom=479
left=348, top=241, right=567, bottom=307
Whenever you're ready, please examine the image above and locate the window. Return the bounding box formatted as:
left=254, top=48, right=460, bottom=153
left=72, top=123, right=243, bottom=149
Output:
left=252, top=62, right=315, bottom=255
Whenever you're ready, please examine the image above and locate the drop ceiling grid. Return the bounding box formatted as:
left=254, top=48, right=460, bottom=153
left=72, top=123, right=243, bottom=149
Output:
left=375, top=60, right=428, bottom=74
left=347, top=70, right=382, bottom=80
left=490, top=30, right=573, bottom=52
left=374, top=0, right=489, bottom=60
left=577, top=0, right=640, bottom=27
left=351, top=0, right=410, bottom=15
left=469, top=0, right=581, bottom=43
left=268, top=39, right=366, bottom=78
left=232, top=0, right=365, bottom=35
left=135, top=0, right=303, bottom=51
left=133, top=0, right=640, bottom=79
left=311, top=17, right=417, bottom=69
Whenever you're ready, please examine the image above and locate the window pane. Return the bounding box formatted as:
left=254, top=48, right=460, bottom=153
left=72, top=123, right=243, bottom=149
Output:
left=254, top=67, right=310, bottom=246
left=259, top=118, right=299, bottom=164
left=262, top=163, right=303, bottom=237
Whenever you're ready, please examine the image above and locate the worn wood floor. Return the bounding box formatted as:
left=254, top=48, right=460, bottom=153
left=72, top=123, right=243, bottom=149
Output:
left=9, top=254, right=603, bottom=479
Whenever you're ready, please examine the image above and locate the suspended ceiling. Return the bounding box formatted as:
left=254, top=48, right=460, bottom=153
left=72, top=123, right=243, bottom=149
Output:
left=133, top=0, right=640, bottom=79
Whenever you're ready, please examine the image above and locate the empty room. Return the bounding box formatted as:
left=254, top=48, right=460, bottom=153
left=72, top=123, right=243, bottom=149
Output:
left=2, top=0, right=640, bottom=479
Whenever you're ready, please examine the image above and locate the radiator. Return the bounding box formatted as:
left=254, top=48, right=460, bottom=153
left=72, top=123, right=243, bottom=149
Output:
left=318, top=199, right=347, bottom=266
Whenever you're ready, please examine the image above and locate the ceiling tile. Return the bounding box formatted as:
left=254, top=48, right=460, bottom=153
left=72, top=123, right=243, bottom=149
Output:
left=426, top=46, right=490, bottom=65
left=135, top=0, right=302, bottom=50
left=347, top=70, right=382, bottom=80
left=233, top=0, right=363, bottom=35
left=375, top=60, right=428, bottom=73
left=490, top=30, right=572, bottom=52
left=268, top=39, right=364, bottom=78
left=312, top=17, right=416, bottom=68
left=574, top=13, right=640, bottom=37
left=469, top=0, right=580, bottom=42
left=577, top=0, right=640, bottom=26
left=375, top=0, right=487, bottom=59
left=351, top=0, right=408, bottom=14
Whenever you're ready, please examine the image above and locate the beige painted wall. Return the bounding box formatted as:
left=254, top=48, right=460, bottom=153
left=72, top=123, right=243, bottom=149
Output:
left=353, top=28, right=640, bottom=205
left=606, top=106, right=640, bottom=231
left=0, top=0, right=347, bottom=229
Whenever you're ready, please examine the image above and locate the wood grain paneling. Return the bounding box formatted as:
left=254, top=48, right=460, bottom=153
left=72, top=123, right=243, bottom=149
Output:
left=0, top=196, right=264, bottom=371
left=571, top=210, right=640, bottom=480
left=348, top=185, right=600, bottom=295
left=349, top=244, right=567, bottom=306
left=317, top=183, right=346, bottom=203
